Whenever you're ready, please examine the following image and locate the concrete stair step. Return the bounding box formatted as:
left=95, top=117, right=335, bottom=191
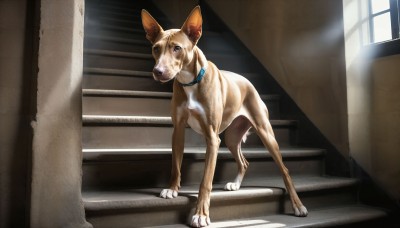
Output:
left=82, top=115, right=297, bottom=149
left=83, top=73, right=173, bottom=92
left=84, top=35, right=151, bottom=53
left=84, top=49, right=154, bottom=72
left=83, top=176, right=362, bottom=227
left=82, top=89, right=281, bottom=119
left=86, top=8, right=170, bottom=26
left=84, top=23, right=145, bottom=41
left=82, top=147, right=326, bottom=190
left=82, top=66, right=274, bottom=94
left=82, top=67, right=173, bottom=92
left=83, top=48, right=258, bottom=73
left=83, top=67, right=152, bottom=77
left=152, top=205, right=388, bottom=228
left=86, top=15, right=142, bottom=29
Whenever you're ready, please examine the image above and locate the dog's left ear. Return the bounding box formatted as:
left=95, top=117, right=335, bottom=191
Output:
left=141, top=9, right=164, bottom=44
left=181, top=6, right=202, bottom=44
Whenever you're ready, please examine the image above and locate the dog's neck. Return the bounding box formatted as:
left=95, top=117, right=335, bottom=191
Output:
left=176, top=46, right=208, bottom=86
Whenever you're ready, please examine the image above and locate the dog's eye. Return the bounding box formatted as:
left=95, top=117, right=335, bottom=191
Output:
left=173, top=46, right=182, bottom=52
left=153, top=46, right=160, bottom=54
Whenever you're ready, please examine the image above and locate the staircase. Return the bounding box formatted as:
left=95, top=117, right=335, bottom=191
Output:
left=81, top=0, right=391, bottom=227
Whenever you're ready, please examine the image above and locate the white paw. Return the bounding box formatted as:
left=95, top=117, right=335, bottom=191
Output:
left=160, top=189, right=178, bottom=199
left=224, top=182, right=240, bottom=191
left=191, top=215, right=211, bottom=227
left=294, top=205, right=308, bottom=217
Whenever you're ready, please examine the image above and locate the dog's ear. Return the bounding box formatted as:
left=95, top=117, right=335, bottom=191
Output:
left=141, top=9, right=164, bottom=44
left=181, top=6, right=202, bottom=44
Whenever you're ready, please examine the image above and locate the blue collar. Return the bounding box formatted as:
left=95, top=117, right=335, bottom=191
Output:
left=179, top=68, right=206, bottom=87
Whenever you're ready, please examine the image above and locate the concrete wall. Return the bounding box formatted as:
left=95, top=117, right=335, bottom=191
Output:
left=29, top=0, right=91, bottom=227
left=203, top=0, right=349, bottom=155
left=0, top=0, right=92, bottom=227
left=0, top=0, right=31, bottom=227
left=343, top=0, right=400, bottom=200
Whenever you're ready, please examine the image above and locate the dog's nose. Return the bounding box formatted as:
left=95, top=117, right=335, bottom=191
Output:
left=153, top=67, right=164, bottom=77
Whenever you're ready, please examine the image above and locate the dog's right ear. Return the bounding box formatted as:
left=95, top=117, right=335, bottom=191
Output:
left=141, top=9, right=164, bottom=44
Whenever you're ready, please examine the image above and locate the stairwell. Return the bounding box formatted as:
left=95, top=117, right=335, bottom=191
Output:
left=81, top=0, right=391, bottom=227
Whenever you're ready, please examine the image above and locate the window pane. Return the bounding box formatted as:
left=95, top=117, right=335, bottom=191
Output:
left=371, top=0, right=390, bottom=14
left=373, top=12, right=392, bottom=43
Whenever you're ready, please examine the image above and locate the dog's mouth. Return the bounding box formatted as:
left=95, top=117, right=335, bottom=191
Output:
left=154, top=74, right=174, bottom=83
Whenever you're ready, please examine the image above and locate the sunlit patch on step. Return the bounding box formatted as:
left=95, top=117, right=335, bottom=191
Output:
left=211, top=219, right=286, bottom=228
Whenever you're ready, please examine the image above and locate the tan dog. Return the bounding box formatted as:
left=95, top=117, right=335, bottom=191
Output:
left=141, top=6, right=308, bottom=227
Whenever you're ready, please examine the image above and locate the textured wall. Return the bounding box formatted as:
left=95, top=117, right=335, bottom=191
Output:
left=203, top=0, right=349, bottom=155
left=343, top=0, right=400, bottom=200
left=29, top=0, right=92, bottom=227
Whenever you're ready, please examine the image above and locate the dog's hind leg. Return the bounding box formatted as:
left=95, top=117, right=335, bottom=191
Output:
left=224, top=116, right=252, bottom=191
left=253, top=112, right=308, bottom=217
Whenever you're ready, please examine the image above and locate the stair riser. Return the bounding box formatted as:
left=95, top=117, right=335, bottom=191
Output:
left=86, top=3, right=142, bottom=14
left=85, top=9, right=169, bottom=30
left=210, top=187, right=358, bottom=222
left=86, top=9, right=142, bottom=21
left=84, top=38, right=151, bottom=53
left=83, top=96, right=171, bottom=116
left=86, top=0, right=139, bottom=8
left=83, top=74, right=173, bottom=92
left=85, top=187, right=357, bottom=228
left=82, top=126, right=294, bottom=149
left=83, top=74, right=279, bottom=110
left=84, top=27, right=145, bottom=40
left=82, top=96, right=280, bottom=119
left=84, top=54, right=259, bottom=75
left=83, top=157, right=324, bottom=190
left=88, top=18, right=142, bottom=29
left=84, top=54, right=154, bottom=72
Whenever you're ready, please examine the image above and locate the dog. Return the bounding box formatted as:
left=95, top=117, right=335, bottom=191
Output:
left=141, top=6, right=308, bottom=227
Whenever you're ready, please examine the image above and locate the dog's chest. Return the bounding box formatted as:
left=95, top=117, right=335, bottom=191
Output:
left=182, top=87, right=205, bottom=135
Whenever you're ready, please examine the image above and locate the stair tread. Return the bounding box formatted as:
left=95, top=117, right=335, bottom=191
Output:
left=84, top=67, right=152, bottom=77
left=82, top=115, right=297, bottom=127
left=151, top=205, right=388, bottom=228
left=83, top=175, right=359, bottom=211
left=82, top=88, right=281, bottom=101
left=84, top=47, right=250, bottom=58
left=84, top=49, right=152, bottom=59
left=85, top=34, right=149, bottom=45
left=85, top=23, right=144, bottom=34
left=82, top=147, right=326, bottom=161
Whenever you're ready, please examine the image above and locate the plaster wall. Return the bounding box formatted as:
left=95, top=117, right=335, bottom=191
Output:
left=343, top=0, right=400, bottom=200
left=202, top=0, right=349, bottom=156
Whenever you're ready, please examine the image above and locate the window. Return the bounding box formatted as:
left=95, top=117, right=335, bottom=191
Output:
left=368, top=0, right=400, bottom=43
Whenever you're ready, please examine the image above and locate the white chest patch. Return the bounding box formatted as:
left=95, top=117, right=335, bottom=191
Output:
left=184, top=87, right=205, bottom=135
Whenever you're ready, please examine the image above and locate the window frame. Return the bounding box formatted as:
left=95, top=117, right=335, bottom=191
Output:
left=365, top=0, right=400, bottom=58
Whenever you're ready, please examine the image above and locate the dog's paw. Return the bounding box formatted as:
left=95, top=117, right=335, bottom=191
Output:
left=294, top=205, right=308, bottom=217
left=191, top=214, right=211, bottom=227
left=160, top=189, right=178, bottom=199
left=224, top=182, right=240, bottom=191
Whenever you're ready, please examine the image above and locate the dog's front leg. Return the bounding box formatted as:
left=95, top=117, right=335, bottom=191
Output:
left=191, top=128, right=220, bottom=227
left=160, top=119, right=186, bottom=199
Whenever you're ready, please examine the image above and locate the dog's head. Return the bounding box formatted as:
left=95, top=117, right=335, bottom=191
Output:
left=141, top=6, right=202, bottom=82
